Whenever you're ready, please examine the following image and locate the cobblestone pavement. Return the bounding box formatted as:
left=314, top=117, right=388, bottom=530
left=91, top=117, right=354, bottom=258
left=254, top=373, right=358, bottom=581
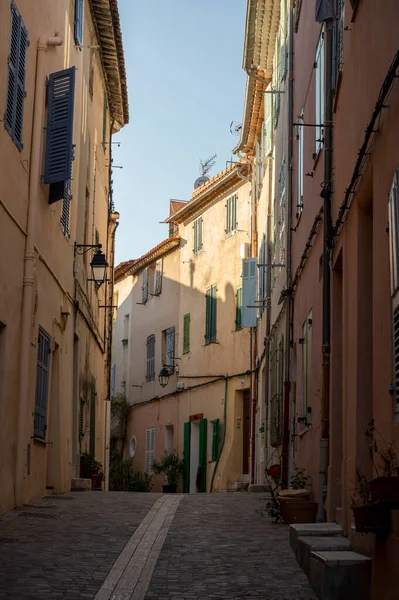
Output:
left=0, top=492, right=316, bottom=600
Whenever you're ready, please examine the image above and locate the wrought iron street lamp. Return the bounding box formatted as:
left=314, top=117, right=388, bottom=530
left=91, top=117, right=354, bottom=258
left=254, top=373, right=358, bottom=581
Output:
left=74, top=243, right=108, bottom=287
left=158, top=366, right=171, bottom=388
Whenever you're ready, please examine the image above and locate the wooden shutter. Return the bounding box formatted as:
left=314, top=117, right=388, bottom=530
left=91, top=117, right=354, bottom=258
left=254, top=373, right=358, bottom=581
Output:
left=236, top=286, right=243, bottom=330
left=146, top=335, right=155, bottom=380
left=183, top=422, right=191, bottom=493
left=242, top=258, right=257, bottom=328
left=60, top=178, right=72, bottom=236
left=165, top=327, right=175, bottom=370
left=44, top=67, right=76, bottom=190
left=212, top=419, right=220, bottom=461
left=142, top=269, right=148, bottom=303
left=34, top=328, right=51, bottom=439
left=264, top=85, right=273, bottom=156
left=210, top=285, right=217, bottom=342
left=205, top=287, right=212, bottom=344
left=5, top=2, right=28, bottom=149
left=393, top=306, right=399, bottom=413
left=388, top=171, right=399, bottom=295
left=233, top=195, right=237, bottom=231
left=74, top=0, right=83, bottom=46
left=183, top=313, right=190, bottom=354
left=154, top=260, right=163, bottom=295
left=89, top=382, right=96, bottom=456
left=199, top=418, right=207, bottom=492
left=199, top=217, right=203, bottom=251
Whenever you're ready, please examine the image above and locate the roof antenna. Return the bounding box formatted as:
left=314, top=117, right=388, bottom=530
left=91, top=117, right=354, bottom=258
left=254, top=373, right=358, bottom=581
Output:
left=194, top=154, right=217, bottom=190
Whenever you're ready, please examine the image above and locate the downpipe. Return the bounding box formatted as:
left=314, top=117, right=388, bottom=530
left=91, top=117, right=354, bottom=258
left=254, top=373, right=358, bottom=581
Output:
left=16, top=31, right=63, bottom=505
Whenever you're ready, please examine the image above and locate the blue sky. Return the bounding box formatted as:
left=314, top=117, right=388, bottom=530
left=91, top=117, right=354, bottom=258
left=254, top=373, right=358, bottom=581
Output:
left=112, top=0, right=247, bottom=264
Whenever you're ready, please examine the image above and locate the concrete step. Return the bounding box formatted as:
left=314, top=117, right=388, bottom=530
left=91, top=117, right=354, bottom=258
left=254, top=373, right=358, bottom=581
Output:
left=295, top=536, right=351, bottom=578
left=290, top=523, right=343, bottom=555
left=227, top=481, right=248, bottom=492
left=309, top=550, right=371, bottom=600
left=248, top=483, right=271, bottom=493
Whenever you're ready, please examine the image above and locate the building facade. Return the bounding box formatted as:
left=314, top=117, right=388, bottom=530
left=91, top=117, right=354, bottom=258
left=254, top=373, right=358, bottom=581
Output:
left=113, top=167, right=253, bottom=493
left=0, top=0, right=128, bottom=511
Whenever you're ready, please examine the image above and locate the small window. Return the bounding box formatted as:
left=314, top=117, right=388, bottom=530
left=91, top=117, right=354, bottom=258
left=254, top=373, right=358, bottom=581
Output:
left=5, top=2, right=28, bottom=150
left=162, top=327, right=175, bottom=372
left=154, top=260, right=163, bottom=295
left=142, top=269, right=149, bottom=303
left=302, top=312, right=313, bottom=426
left=205, top=285, right=217, bottom=344
left=183, top=313, right=190, bottom=354
left=297, top=110, right=304, bottom=215
left=193, top=216, right=203, bottom=254
left=60, top=179, right=72, bottom=237
left=146, top=335, right=155, bottom=380
left=74, top=0, right=84, bottom=46
left=315, top=32, right=325, bottom=156
left=236, top=287, right=243, bottom=330
left=34, top=328, right=51, bottom=440
left=145, top=428, right=155, bottom=474
left=226, top=194, right=238, bottom=236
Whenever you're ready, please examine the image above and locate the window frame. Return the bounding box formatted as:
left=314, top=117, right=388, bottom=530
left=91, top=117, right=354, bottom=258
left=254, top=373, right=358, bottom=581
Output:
left=154, top=259, right=163, bottom=296
left=163, top=326, right=175, bottom=373
left=226, top=193, right=238, bottom=237
left=34, top=327, right=51, bottom=440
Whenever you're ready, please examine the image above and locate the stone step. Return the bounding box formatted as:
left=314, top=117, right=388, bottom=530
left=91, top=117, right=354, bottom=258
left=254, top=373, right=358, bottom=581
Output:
left=295, top=536, right=351, bottom=578
left=309, top=550, right=371, bottom=600
left=227, top=481, right=249, bottom=491
left=248, top=484, right=272, bottom=493
left=71, top=478, right=91, bottom=492
left=290, top=523, right=343, bottom=555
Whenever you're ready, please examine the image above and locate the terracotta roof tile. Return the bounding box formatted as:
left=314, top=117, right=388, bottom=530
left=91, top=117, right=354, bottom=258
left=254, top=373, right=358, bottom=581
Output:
left=115, top=237, right=181, bottom=280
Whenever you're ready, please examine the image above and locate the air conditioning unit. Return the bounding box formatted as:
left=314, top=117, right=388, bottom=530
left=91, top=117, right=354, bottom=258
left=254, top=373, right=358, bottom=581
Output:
left=240, top=243, right=250, bottom=259
left=176, top=381, right=185, bottom=390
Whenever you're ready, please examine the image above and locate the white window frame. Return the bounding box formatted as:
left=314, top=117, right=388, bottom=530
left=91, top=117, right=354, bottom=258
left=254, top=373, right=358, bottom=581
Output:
left=145, top=428, right=155, bottom=474
left=315, top=32, right=325, bottom=156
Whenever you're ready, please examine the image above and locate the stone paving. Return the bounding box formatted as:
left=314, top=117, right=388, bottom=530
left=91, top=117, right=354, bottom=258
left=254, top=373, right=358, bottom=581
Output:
left=0, top=491, right=316, bottom=600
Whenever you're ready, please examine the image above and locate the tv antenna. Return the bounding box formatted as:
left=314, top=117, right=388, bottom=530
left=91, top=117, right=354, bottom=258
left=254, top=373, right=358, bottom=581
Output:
left=199, top=154, right=217, bottom=177
left=230, top=121, right=242, bottom=136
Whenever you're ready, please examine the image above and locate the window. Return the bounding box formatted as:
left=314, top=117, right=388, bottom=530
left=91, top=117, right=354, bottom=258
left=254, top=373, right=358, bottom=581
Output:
left=74, top=0, right=84, bottom=46
left=302, top=312, right=313, bottom=425
left=208, top=419, right=220, bottom=462
left=79, top=399, right=85, bottom=439
left=145, top=428, right=155, bottom=474
left=273, top=35, right=281, bottom=129
left=315, top=32, right=325, bottom=156
left=297, top=110, right=304, bottom=215
left=142, top=269, right=149, bottom=303
left=146, top=335, right=155, bottom=380
left=5, top=2, right=28, bottom=150
left=279, top=156, right=286, bottom=263
left=280, top=0, right=287, bottom=81
left=60, top=178, right=72, bottom=237
left=205, top=285, right=217, bottom=344
left=154, top=260, right=162, bottom=295
left=123, top=314, right=129, bottom=343
left=34, top=328, right=51, bottom=440
left=193, top=216, right=203, bottom=254
left=236, top=287, right=243, bottom=330
left=163, top=327, right=175, bottom=372
left=44, top=67, right=76, bottom=204
left=226, top=194, right=238, bottom=236
left=333, top=0, right=345, bottom=90
left=270, top=336, right=283, bottom=446
left=263, top=84, right=273, bottom=157
left=183, top=313, right=190, bottom=354
left=169, top=221, right=178, bottom=238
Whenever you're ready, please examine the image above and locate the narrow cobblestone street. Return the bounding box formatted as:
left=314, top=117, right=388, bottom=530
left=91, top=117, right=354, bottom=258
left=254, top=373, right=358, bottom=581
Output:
left=0, top=492, right=316, bottom=600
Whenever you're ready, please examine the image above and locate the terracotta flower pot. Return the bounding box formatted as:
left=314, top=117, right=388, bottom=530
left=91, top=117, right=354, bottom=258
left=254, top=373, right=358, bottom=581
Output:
left=278, top=497, right=318, bottom=524
left=90, top=474, right=103, bottom=490
left=352, top=504, right=391, bottom=534
left=369, top=476, right=399, bottom=504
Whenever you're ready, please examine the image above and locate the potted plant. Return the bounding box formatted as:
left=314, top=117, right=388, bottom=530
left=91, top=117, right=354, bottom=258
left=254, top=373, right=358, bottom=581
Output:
left=80, top=453, right=104, bottom=490
left=278, top=466, right=318, bottom=524
left=351, top=468, right=390, bottom=534
left=153, top=450, right=184, bottom=493
left=264, top=462, right=282, bottom=522
left=365, top=422, right=399, bottom=504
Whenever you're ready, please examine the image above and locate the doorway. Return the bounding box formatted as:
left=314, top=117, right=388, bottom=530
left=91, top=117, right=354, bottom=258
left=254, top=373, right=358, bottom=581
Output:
left=242, top=390, right=250, bottom=475
left=189, top=421, right=199, bottom=493
left=183, top=418, right=207, bottom=493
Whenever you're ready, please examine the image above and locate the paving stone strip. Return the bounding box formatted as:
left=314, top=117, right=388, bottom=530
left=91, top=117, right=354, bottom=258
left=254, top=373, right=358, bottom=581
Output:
left=95, top=495, right=182, bottom=600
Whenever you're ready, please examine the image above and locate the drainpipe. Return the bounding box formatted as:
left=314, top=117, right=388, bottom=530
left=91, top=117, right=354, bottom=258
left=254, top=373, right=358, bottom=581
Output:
left=282, top=0, right=294, bottom=490
left=318, top=17, right=334, bottom=523
left=16, top=31, right=63, bottom=506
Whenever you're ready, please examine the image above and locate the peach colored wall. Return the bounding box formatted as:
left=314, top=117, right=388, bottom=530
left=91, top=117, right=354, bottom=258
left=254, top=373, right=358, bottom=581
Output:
left=0, top=0, right=120, bottom=511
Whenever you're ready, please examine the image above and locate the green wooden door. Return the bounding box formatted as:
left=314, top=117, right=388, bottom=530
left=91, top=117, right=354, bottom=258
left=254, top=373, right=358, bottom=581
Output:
left=183, top=422, right=190, bottom=493
left=199, top=418, right=207, bottom=493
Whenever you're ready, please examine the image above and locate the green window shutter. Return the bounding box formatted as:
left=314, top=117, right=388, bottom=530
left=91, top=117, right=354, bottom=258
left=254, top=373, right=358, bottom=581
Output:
left=205, top=288, right=211, bottom=344
left=183, top=422, right=191, bottom=493
left=233, top=195, right=237, bottom=231
left=211, top=284, right=217, bottom=342
left=212, top=419, right=220, bottom=461
left=183, top=313, right=190, bottom=354
left=199, top=217, right=203, bottom=250
left=236, top=286, right=243, bottom=330
left=199, top=418, right=207, bottom=492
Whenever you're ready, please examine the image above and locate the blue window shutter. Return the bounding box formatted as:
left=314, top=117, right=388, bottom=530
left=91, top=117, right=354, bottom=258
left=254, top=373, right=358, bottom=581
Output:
left=242, top=258, right=257, bottom=328
left=74, top=0, right=83, bottom=46
left=44, top=67, right=76, bottom=188
left=34, top=329, right=51, bottom=439
left=5, top=2, right=28, bottom=149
